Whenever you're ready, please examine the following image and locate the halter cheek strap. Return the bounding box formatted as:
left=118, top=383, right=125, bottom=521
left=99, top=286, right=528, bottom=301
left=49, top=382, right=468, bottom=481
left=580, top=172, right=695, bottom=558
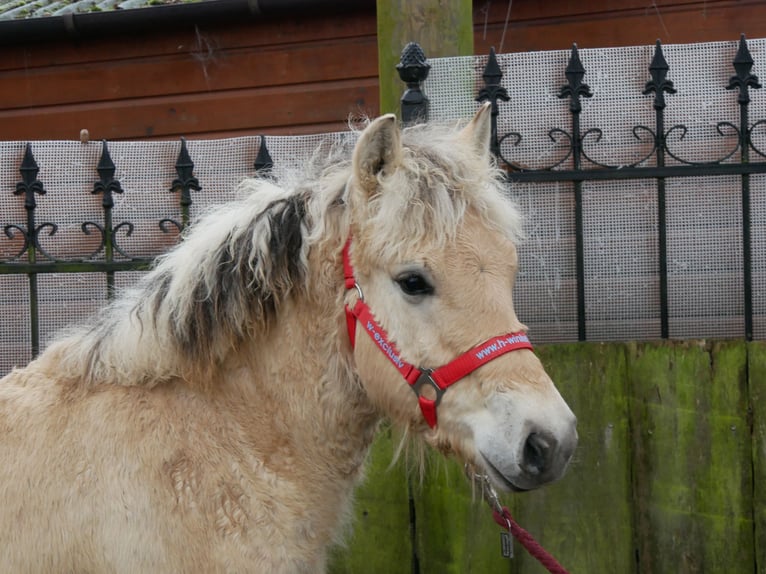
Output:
left=342, top=238, right=533, bottom=428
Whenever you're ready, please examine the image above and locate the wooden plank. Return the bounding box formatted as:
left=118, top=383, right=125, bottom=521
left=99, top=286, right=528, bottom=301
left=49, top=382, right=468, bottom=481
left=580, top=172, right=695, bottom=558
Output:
left=0, top=79, right=379, bottom=141
left=327, top=429, right=412, bottom=573
left=0, top=38, right=378, bottom=110
left=475, top=0, right=716, bottom=24
left=507, top=342, right=634, bottom=573
left=474, top=1, right=766, bottom=53
left=183, top=121, right=365, bottom=140
left=628, top=341, right=753, bottom=573
left=0, top=12, right=377, bottom=72
left=748, top=341, right=766, bottom=572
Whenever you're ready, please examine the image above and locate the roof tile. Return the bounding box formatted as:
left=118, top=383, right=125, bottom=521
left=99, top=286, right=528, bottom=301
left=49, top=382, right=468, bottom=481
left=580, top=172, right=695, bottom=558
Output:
left=0, top=0, right=202, bottom=20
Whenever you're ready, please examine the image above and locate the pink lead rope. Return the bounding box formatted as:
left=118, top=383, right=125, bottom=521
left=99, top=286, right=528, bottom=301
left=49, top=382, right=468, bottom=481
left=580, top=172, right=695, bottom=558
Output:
left=492, top=507, right=570, bottom=574
left=474, top=471, right=571, bottom=574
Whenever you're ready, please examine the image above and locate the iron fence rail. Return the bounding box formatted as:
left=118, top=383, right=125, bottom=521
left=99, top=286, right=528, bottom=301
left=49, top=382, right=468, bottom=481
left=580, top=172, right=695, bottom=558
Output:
left=398, top=35, right=766, bottom=342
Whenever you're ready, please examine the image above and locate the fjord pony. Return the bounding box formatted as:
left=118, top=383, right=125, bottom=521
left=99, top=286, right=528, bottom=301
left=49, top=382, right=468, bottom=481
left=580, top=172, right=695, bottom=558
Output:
left=0, top=104, right=577, bottom=573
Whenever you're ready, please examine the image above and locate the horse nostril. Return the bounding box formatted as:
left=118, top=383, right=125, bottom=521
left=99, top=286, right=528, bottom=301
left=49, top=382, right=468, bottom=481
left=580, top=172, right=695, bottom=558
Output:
left=521, top=432, right=551, bottom=476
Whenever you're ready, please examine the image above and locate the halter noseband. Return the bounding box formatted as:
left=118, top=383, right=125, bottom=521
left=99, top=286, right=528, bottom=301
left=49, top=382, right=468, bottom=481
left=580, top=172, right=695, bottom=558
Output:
left=342, top=238, right=533, bottom=428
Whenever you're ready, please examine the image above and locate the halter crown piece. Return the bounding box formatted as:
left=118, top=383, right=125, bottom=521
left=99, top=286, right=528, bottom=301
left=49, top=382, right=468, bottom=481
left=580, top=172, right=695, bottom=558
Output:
left=342, top=238, right=534, bottom=428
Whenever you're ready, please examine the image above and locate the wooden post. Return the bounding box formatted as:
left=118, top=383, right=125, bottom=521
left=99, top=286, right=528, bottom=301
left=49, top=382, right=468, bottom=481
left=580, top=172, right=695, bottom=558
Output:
left=377, top=0, right=473, bottom=116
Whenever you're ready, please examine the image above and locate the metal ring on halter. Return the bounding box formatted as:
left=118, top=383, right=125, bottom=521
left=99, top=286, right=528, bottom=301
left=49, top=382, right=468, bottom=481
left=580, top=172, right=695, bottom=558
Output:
left=353, top=282, right=364, bottom=301
left=411, top=369, right=445, bottom=406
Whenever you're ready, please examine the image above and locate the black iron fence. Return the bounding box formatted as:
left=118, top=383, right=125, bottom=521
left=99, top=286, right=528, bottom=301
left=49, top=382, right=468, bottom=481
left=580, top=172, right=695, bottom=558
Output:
left=397, top=35, right=766, bottom=342
left=2, top=36, right=764, bottom=367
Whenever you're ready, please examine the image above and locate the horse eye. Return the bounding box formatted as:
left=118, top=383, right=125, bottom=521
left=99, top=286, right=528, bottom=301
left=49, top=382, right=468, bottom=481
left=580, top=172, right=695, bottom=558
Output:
left=396, top=273, right=434, bottom=296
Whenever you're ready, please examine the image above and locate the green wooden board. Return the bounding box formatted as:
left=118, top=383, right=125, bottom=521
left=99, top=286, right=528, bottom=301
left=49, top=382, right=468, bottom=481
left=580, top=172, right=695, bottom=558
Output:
left=506, top=343, right=635, bottom=574
left=628, top=341, right=753, bottom=573
left=327, top=429, right=412, bottom=573
left=412, top=453, right=512, bottom=573
left=748, top=341, right=766, bottom=573
left=330, top=342, right=757, bottom=572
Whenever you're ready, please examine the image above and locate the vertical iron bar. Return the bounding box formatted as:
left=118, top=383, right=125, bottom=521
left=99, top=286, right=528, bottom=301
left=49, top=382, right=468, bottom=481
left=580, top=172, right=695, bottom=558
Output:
left=171, top=137, right=200, bottom=231
left=741, top=96, right=753, bottom=342
left=654, top=49, right=670, bottom=340
left=644, top=40, right=676, bottom=339
left=476, top=47, right=510, bottom=158
left=15, top=144, right=44, bottom=357
left=727, top=34, right=761, bottom=340
left=657, top=142, right=669, bottom=339
left=573, top=167, right=586, bottom=340
left=23, top=147, right=39, bottom=357
left=558, top=44, right=593, bottom=341
left=104, top=208, right=115, bottom=297
left=93, top=140, right=123, bottom=299
left=28, top=227, right=39, bottom=357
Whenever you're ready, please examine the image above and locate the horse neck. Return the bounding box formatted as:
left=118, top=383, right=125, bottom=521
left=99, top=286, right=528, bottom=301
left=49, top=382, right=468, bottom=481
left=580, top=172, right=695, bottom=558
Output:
left=211, top=248, right=381, bottom=483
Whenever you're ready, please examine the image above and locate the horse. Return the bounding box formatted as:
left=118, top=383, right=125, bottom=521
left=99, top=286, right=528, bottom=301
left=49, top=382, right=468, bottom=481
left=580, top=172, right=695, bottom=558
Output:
left=0, top=103, right=577, bottom=573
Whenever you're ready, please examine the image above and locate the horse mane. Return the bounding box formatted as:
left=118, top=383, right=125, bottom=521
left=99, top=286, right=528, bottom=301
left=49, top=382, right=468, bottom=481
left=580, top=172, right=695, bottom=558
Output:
left=37, top=119, right=523, bottom=388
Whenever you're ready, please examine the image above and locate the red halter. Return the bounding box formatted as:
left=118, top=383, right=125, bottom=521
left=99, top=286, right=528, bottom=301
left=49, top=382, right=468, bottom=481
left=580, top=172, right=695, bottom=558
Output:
left=342, top=238, right=533, bottom=428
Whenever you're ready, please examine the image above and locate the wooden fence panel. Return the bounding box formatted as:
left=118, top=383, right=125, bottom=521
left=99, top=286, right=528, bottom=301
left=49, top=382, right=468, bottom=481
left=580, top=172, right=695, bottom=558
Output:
left=628, top=341, right=753, bottom=573
left=412, top=455, right=509, bottom=573
left=329, top=342, right=757, bottom=572
left=748, top=341, right=766, bottom=573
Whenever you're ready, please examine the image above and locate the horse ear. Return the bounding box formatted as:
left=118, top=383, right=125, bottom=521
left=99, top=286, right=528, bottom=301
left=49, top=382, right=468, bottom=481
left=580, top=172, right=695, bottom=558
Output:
left=459, top=102, right=492, bottom=160
left=352, top=114, right=402, bottom=191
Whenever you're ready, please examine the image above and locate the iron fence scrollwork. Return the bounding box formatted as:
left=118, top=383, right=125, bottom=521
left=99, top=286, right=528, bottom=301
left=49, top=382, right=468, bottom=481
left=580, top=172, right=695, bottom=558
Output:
left=401, top=35, right=766, bottom=341
left=3, top=36, right=765, bottom=363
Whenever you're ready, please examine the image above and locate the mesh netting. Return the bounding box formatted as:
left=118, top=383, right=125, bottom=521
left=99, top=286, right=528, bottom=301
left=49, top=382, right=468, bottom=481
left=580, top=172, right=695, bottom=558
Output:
left=1, top=38, right=764, bottom=374
left=426, top=38, right=765, bottom=342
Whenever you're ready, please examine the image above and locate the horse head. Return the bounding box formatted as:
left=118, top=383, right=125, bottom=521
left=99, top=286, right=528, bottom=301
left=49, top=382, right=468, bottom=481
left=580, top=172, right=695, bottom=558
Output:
left=343, top=104, right=577, bottom=492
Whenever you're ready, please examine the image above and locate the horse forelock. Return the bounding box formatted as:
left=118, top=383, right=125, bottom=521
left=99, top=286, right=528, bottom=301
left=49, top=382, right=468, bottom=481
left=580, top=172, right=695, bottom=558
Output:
left=357, top=122, right=523, bottom=261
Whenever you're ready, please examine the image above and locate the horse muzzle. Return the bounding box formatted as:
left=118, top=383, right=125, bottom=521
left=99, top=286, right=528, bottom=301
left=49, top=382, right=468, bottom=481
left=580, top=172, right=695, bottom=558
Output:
left=473, top=396, right=578, bottom=492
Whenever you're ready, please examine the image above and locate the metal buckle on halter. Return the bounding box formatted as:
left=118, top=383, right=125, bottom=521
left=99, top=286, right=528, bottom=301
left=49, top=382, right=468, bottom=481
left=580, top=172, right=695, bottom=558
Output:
left=411, top=368, right=445, bottom=406
left=466, top=466, right=513, bottom=530
left=477, top=472, right=505, bottom=517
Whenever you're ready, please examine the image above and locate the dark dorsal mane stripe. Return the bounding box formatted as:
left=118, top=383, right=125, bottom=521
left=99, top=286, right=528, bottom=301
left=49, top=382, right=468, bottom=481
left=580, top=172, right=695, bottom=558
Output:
left=168, top=192, right=309, bottom=360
